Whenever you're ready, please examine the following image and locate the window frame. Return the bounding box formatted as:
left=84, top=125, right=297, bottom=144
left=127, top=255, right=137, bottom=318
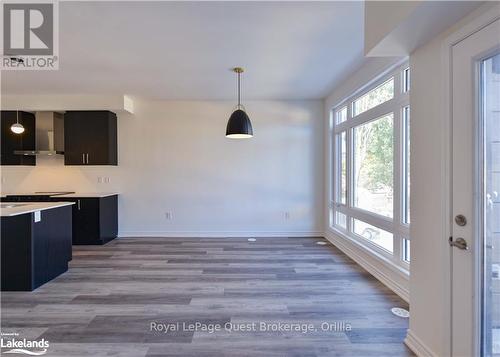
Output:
left=330, top=62, right=410, bottom=269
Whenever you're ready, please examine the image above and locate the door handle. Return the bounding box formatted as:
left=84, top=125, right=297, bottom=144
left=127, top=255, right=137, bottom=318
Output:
left=449, top=237, right=468, bottom=250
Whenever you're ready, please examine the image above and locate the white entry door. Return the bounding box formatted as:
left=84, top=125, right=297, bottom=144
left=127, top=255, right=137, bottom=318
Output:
left=451, top=17, right=500, bottom=357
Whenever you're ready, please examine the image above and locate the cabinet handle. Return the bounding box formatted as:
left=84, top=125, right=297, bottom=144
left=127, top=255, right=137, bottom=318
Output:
left=86, top=153, right=89, bottom=164
left=77, top=200, right=81, bottom=210
left=82, top=153, right=85, bottom=164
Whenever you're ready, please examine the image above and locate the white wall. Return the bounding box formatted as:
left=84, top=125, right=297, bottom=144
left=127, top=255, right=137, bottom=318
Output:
left=364, top=1, right=480, bottom=57
left=407, top=29, right=451, bottom=357
left=1, top=99, right=324, bottom=237
left=364, top=0, right=420, bottom=55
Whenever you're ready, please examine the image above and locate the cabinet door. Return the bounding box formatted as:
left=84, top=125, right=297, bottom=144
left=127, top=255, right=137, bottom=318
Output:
left=99, top=195, right=118, bottom=243
left=84, top=112, right=109, bottom=165
left=1, top=111, right=36, bottom=166
left=85, top=111, right=117, bottom=165
left=106, top=112, right=118, bottom=165
left=73, top=198, right=100, bottom=244
left=64, top=112, right=85, bottom=165
left=64, top=111, right=117, bottom=165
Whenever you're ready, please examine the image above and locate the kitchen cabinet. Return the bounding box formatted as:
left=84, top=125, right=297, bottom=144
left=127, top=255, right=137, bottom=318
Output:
left=64, top=110, right=117, bottom=165
left=58, top=195, right=118, bottom=245
left=2, top=194, right=119, bottom=245
left=0, top=111, right=36, bottom=166
left=1, top=204, right=73, bottom=291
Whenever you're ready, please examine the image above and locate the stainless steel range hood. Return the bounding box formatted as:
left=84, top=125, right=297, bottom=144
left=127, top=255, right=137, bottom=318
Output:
left=15, top=112, right=64, bottom=156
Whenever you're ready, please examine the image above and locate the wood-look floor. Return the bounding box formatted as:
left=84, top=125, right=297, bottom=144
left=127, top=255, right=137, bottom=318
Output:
left=1, top=237, right=413, bottom=356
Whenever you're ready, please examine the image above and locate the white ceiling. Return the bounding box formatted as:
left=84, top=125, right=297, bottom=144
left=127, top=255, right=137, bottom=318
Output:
left=2, top=1, right=366, bottom=100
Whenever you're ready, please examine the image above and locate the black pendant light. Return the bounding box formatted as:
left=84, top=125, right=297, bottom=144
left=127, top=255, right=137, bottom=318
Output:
left=226, top=67, right=253, bottom=139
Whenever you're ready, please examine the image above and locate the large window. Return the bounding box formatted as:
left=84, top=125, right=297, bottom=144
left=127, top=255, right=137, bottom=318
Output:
left=330, top=63, right=410, bottom=268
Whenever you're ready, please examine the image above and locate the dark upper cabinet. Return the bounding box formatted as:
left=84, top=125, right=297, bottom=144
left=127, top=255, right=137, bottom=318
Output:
left=1, top=111, right=36, bottom=166
left=64, top=111, right=117, bottom=165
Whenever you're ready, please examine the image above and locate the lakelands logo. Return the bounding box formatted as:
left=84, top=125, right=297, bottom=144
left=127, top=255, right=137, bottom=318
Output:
left=1, top=332, right=49, bottom=355
left=1, top=1, right=59, bottom=70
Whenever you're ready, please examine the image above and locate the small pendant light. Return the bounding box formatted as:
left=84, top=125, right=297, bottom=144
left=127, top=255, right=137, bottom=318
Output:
left=226, top=67, right=253, bottom=139
left=10, top=111, right=25, bottom=134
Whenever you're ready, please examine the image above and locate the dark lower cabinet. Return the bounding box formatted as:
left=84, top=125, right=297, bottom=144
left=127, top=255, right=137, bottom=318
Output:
left=1, top=194, right=119, bottom=245
left=1, top=111, right=36, bottom=166
left=59, top=195, right=118, bottom=245
left=1, top=205, right=73, bottom=291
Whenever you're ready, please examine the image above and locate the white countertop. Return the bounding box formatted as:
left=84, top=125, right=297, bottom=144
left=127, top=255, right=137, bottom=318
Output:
left=1, top=192, right=119, bottom=198
left=56, top=193, right=119, bottom=198
left=1, top=202, right=75, bottom=217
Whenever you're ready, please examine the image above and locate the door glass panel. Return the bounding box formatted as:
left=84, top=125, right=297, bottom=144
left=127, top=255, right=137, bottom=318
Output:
left=482, top=52, right=500, bottom=357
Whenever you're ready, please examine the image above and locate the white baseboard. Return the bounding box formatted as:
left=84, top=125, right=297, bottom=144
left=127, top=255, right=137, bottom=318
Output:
left=118, top=231, right=324, bottom=238
left=324, top=229, right=410, bottom=302
left=405, top=329, right=436, bottom=357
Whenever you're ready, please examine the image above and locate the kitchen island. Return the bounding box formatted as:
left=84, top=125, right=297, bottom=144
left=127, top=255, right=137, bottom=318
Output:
left=1, top=202, right=74, bottom=291
left=2, top=192, right=119, bottom=245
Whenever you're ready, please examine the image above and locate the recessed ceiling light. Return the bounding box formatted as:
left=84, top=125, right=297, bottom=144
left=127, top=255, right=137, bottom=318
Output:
left=316, top=241, right=327, bottom=245
left=247, top=238, right=256, bottom=242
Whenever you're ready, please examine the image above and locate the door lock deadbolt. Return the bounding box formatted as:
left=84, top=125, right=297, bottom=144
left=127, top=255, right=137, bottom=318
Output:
left=455, top=214, right=467, bottom=226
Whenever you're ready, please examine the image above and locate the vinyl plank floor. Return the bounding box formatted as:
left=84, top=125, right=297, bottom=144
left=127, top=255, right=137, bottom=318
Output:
left=1, top=237, right=413, bottom=356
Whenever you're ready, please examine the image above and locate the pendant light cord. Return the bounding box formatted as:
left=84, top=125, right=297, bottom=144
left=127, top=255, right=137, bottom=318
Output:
left=237, top=71, right=241, bottom=108
left=16, top=111, right=19, bottom=124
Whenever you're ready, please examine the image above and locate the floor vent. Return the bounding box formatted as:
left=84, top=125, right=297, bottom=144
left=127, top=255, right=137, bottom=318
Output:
left=391, top=307, right=409, bottom=318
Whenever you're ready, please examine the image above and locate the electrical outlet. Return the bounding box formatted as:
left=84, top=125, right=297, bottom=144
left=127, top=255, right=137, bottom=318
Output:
left=284, top=211, right=290, bottom=220
left=165, top=212, right=173, bottom=220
